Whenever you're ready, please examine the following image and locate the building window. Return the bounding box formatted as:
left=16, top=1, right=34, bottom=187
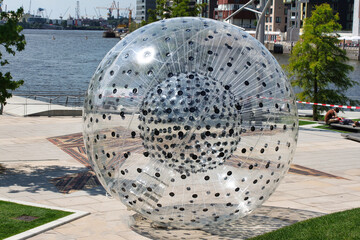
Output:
left=266, top=25, right=268, bottom=31
left=276, top=17, right=281, bottom=23
left=270, top=8, right=273, bottom=14
left=284, top=8, right=288, bottom=15
left=266, top=17, right=268, bottom=23
left=285, top=17, right=287, bottom=23
left=270, top=17, right=272, bottom=22
left=269, top=25, right=272, bottom=31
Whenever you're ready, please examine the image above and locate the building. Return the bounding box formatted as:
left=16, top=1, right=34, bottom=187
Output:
left=135, top=0, right=156, bottom=23
left=265, top=0, right=287, bottom=32
left=198, top=0, right=217, bottom=18
left=283, top=0, right=358, bottom=41
left=283, top=0, right=308, bottom=41
left=284, top=0, right=355, bottom=32
left=214, top=0, right=257, bottom=29
left=353, top=0, right=359, bottom=36
left=304, top=0, right=354, bottom=31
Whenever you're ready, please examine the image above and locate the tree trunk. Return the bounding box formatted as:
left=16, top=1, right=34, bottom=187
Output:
left=0, top=103, right=3, bottom=115
left=313, top=78, right=318, bottom=121
left=313, top=105, right=318, bottom=121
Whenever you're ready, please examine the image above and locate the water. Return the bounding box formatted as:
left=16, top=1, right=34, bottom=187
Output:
left=274, top=54, right=360, bottom=101
left=2, top=29, right=360, bottom=106
left=3, top=29, right=119, bottom=105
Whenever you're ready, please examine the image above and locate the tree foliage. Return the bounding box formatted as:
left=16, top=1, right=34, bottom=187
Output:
left=0, top=6, right=26, bottom=114
left=146, top=0, right=206, bottom=24
left=285, top=4, right=358, bottom=120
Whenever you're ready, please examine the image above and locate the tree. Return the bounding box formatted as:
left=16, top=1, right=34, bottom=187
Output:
left=171, top=0, right=205, bottom=17
left=147, top=0, right=206, bottom=24
left=285, top=4, right=358, bottom=120
left=128, top=21, right=139, bottom=32
left=0, top=6, right=26, bottom=114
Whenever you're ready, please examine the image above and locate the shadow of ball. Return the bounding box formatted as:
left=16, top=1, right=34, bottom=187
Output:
left=83, top=17, right=299, bottom=229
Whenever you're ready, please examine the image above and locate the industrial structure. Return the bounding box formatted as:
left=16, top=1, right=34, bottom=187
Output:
left=2, top=0, right=359, bottom=40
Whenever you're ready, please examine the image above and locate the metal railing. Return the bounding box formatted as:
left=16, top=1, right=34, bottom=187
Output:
left=7, top=91, right=85, bottom=116
left=14, top=91, right=85, bottom=107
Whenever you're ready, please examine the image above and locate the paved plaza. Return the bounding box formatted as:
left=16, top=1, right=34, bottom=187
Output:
left=1, top=114, right=360, bottom=239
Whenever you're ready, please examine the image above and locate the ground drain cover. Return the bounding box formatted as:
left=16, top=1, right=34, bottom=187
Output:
left=14, top=215, right=39, bottom=221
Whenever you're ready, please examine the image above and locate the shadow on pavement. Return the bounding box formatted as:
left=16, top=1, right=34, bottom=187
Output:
left=130, top=206, right=324, bottom=240
left=0, top=164, right=105, bottom=196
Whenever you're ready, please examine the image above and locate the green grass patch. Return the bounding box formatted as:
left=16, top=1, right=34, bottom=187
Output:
left=250, top=208, right=360, bottom=240
left=313, top=125, right=350, bottom=133
left=0, top=200, right=72, bottom=239
left=299, top=116, right=324, bottom=121
left=299, top=120, right=317, bottom=126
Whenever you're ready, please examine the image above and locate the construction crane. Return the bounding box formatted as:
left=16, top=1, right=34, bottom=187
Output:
left=60, top=7, right=70, bottom=20
left=28, top=0, right=31, bottom=14
left=37, top=8, right=45, bottom=17
left=45, top=9, right=52, bottom=19
left=96, top=1, right=132, bottom=22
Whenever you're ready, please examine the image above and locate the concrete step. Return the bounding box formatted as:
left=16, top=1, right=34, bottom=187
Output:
left=3, top=95, right=82, bottom=117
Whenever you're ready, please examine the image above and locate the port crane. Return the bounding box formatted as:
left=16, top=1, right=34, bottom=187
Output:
left=59, top=7, right=70, bottom=20
left=96, top=1, right=132, bottom=27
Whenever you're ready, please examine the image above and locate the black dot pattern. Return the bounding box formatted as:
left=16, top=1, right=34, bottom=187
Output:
left=138, top=73, right=241, bottom=173
left=83, top=17, right=299, bottom=229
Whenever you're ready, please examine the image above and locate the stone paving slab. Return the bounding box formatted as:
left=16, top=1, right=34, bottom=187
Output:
left=0, top=115, right=359, bottom=239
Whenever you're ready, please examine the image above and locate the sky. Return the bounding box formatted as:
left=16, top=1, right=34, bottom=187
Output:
left=2, top=0, right=136, bottom=19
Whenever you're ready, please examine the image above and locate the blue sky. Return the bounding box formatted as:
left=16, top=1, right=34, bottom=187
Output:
left=2, top=0, right=136, bottom=19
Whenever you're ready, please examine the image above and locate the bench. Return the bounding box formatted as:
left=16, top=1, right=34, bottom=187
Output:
left=329, top=123, right=360, bottom=133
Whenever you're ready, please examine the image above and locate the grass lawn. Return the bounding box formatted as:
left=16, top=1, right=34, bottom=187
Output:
left=250, top=208, right=360, bottom=240
left=299, top=120, right=317, bottom=126
left=313, top=125, right=351, bottom=133
left=0, top=200, right=72, bottom=239
left=299, top=116, right=324, bottom=121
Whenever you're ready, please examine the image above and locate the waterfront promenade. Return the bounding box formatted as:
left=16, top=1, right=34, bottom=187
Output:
left=1, top=114, right=360, bottom=239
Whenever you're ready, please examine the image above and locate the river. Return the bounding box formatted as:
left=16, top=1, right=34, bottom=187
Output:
left=3, top=29, right=360, bottom=106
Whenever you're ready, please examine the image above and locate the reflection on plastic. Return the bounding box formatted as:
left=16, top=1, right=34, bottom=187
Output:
left=83, top=17, right=299, bottom=229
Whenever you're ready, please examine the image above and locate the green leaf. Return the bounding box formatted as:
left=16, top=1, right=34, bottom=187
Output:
left=284, top=3, right=357, bottom=120
left=0, top=7, right=26, bottom=111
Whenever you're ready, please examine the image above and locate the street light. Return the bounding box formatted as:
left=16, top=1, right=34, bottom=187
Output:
left=289, top=26, right=294, bottom=42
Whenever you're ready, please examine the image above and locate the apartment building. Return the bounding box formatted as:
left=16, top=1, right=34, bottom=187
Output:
left=354, top=0, right=360, bottom=35
left=135, top=0, right=156, bottom=23
left=305, top=0, right=354, bottom=30
left=198, top=0, right=217, bottom=18
left=265, top=0, right=287, bottom=32
left=214, top=0, right=256, bottom=29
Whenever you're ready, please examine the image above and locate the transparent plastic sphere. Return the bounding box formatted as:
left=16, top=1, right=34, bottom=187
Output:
left=83, top=17, right=299, bottom=229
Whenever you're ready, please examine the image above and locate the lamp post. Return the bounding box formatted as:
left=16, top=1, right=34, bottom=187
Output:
left=289, top=26, right=295, bottom=42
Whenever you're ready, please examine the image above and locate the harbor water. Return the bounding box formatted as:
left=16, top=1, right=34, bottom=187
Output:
left=3, top=29, right=360, bottom=107
left=3, top=29, right=119, bottom=106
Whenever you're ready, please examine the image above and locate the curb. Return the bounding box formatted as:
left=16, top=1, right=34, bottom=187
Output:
left=1, top=197, right=90, bottom=240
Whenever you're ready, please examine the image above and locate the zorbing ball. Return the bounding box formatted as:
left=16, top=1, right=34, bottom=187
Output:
left=83, top=17, right=299, bottom=229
